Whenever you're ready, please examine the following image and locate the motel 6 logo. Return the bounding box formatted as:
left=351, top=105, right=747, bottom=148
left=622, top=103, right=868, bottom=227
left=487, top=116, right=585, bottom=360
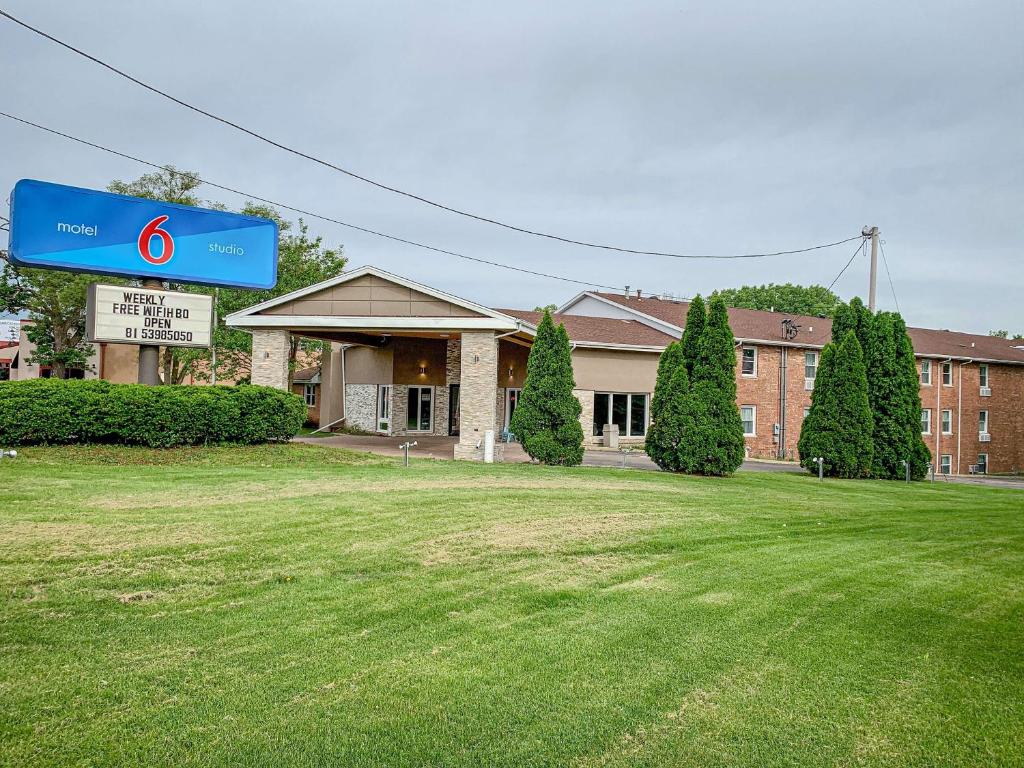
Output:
left=137, top=215, right=174, bottom=265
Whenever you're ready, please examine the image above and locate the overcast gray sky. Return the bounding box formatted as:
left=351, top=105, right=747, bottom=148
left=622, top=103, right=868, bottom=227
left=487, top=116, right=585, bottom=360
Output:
left=2, top=1, right=1022, bottom=333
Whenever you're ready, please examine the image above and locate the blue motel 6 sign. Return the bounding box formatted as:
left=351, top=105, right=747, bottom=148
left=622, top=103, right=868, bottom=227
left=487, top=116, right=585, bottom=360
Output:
left=8, top=179, right=279, bottom=289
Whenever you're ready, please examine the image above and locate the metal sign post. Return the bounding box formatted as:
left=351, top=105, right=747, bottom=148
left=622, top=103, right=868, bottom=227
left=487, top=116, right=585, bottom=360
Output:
left=814, top=457, right=824, bottom=481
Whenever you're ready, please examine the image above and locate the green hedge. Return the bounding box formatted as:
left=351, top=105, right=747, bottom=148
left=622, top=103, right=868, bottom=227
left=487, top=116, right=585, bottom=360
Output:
left=0, top=379, right=306, bottom=448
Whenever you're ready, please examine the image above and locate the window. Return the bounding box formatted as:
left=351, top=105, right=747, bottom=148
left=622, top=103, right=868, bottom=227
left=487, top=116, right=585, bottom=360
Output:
left=942, top=361, right=952, bottom=386
left=741, top=347, right=757, bottom=376
left=406, top=386, right=433, bottom=432
left=940, top=455, right=952, bottom=475
left=377, top=385, right=392, bottom=433
left=941, top=409, right=952, bottom=435
left=920, top=360, right=931, bottom=386
left=593, top=392, right=648, bottom=437
left=804, top=352, right=817, bottom=390
left=303, top=384, right=316, bottom=407
left=803, top=406, right=811, bottom=419
left=979, top=364, right=989, bottom=388
left=740, top=405, right=756, bottom=436
left=979, top=410, right=989, bottom=435
left=0, top=361, right=9, bottom=381
left=977, top=454, right=988, bottom=474
left=921, top=409, right=931, bottom=435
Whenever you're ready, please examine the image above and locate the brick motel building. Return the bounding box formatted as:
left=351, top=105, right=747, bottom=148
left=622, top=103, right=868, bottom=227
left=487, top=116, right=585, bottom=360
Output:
left=225, top=265, right=1024, bottom=474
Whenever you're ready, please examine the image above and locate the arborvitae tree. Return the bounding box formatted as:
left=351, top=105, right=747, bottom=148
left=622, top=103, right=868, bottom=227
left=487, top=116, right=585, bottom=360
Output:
left=832, top=296, right=873, bottom=350
left=650, top=341, right=684, bottom=423
left=685, top=297, right=745, bottom=475
left=865, top=312, right=904, bottom=479
left=680, top=295, right=706, bottom=378
left=798, top=342, right=836, bottom=466
left=509, top=311, right=584, bottom=466
left=893, top=314, right=932, bottom=480
left=645, top=364, right=704, bottom=472
left=798, top=331, right=873, bottom=478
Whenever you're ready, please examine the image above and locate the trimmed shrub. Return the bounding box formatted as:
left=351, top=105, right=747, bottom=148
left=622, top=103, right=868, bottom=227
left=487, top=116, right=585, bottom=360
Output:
left=680, top=295, right=706, bottom=378
left=509, top=311, right=584, bottom=466
left=0, top=379, right=306, bottom=447
left=645, top=364, right=709, bottom=473
left=685, top=297, right=745, bottom=475
left=798, top=331, right=874, bottom=478
left=893, top=314, right=932, bottom=480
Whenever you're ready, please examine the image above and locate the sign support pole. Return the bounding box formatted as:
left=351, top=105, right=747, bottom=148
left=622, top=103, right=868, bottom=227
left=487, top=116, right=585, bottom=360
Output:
left=137, top=278, right=164, bottom=385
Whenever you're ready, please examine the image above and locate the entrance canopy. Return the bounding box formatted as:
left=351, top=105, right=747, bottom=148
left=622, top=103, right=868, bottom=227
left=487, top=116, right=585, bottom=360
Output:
left=226, top=265, right=533, bottom=460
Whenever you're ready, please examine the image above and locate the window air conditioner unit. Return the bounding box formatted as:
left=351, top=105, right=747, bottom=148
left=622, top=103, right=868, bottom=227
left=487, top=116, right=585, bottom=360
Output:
left=979, top=432, right=991, bottom=442
left=804, top=378, right=815, bottom=391
left=980, top=386, right=992, bottom=396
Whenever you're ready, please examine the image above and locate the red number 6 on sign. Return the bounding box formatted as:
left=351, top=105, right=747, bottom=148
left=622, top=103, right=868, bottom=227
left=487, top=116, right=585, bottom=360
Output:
left=138, top=216, right=174, bottom=265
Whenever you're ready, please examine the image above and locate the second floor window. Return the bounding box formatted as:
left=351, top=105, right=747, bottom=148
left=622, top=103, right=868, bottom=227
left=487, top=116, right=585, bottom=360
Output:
left=921, top=409, right=931, bottom=435
left=804, top=352, right=817, bottom=380
left=941, top=410, right=952, bottom=434
left=741, top=347, right=757, bottom=377
left=979, top=410, right=989, bottom=434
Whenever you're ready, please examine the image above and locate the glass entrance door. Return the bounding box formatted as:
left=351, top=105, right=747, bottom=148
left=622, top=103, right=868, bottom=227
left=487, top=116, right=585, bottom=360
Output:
left=406, top=386, right=433, bottom=432
left=449, top=384, right=460, bottom=436
left=505, top=388, right=521, bottom=429
left=377, top=385, right=392, bottom=433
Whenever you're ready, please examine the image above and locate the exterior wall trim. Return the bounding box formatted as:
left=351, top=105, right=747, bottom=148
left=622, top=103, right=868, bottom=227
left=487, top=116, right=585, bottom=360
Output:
left=228, top=315, right=519, bottom=331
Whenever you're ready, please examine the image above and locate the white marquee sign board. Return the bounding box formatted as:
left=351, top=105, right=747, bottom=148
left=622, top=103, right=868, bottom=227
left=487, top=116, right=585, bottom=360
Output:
left=87, top=284, right=213, bottom=348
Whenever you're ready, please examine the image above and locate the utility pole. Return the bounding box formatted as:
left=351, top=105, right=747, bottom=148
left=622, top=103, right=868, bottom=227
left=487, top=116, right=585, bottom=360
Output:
left=864, top=225, right=879, bottom=312
left=137, top=278, right=163, bottom=385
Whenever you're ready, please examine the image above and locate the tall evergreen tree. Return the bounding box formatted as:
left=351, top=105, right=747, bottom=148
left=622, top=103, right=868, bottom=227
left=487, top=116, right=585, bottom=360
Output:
left=685, top=297, right=745, bottom=475
left=645, top=364, right=705, bottom=472
left=650, top=341, right=684, bottom=423
left=509, top=311, right=584, bottom=466
left=865, top=313, right=904, bottom=478
left=680, top=295, right=706, bottom=378
left=832, top=296, right=873, bottom=350
left=893, top=314, right=932, bottom=480
left=798, top=331, right=873, bottom=478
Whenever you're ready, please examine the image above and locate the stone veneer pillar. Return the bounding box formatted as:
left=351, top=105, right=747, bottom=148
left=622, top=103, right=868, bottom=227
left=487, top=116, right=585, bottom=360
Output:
left=250, top=329, right=290, bottom=391
left=453, top=332, right=498, bottom=460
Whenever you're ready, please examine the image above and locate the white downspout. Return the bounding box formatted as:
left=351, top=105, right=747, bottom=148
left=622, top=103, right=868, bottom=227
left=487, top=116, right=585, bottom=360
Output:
left=936, top=358, right=946, bottom=471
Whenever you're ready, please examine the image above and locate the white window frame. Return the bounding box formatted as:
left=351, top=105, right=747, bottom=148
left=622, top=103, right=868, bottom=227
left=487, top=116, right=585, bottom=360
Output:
left=941, top=409, right=953, bottom=435
left=920, top=360, right=931, bottom=386
left=377, top=384, right=393, bottom=433
left=593, top=392, right=649, bottom=437
left=804, top=352, right=817, bottom=390
left=977, top=453, right=988, bottom=474
left=740, top=405, right=756, bottom=436
left=940, top=454, right=952, bottom=475
left=741, top=347, right=757, bottom=377
left=406, top=385, right=434, bottom=433
left=979, top=410, right=989, bottom=435
left=921, top=408, right=931, bottom=435
left=979, top=364, right=989, bottom=388
left=803, top=406, right=811, bottom=419
left=942, top=361, right=953, bottom=387
left=302, top=383, right=317, bottom=407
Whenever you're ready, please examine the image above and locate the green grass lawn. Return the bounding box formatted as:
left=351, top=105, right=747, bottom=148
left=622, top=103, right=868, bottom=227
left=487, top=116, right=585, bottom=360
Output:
left=1, top=444, right=1022, bottom=767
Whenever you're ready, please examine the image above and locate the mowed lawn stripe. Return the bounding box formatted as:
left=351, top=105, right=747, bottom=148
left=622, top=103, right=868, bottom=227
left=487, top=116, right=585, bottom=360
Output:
left=1, top=444, right=1022, bottom=766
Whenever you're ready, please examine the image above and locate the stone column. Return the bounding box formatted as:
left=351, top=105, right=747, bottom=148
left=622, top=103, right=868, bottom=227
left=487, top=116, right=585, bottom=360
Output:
left=250, top=329, right=290, bottom=391
left=454, top=332, right=498, bottom=461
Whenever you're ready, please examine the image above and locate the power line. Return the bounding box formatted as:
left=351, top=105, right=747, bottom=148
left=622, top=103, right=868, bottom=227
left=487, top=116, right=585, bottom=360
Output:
left=0, top=111, right=626, bottom=291
left=827, top=238, right=866, bottom=292
left=878, top=239, right=901, bottom=314
left=0, top=8, right=862, bottom=261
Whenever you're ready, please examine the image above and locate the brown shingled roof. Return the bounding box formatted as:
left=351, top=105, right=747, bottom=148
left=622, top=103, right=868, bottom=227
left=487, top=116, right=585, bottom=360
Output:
left=588, top=292, right=1024, bottom=364
left=499, top=309, right=676, bottom=348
